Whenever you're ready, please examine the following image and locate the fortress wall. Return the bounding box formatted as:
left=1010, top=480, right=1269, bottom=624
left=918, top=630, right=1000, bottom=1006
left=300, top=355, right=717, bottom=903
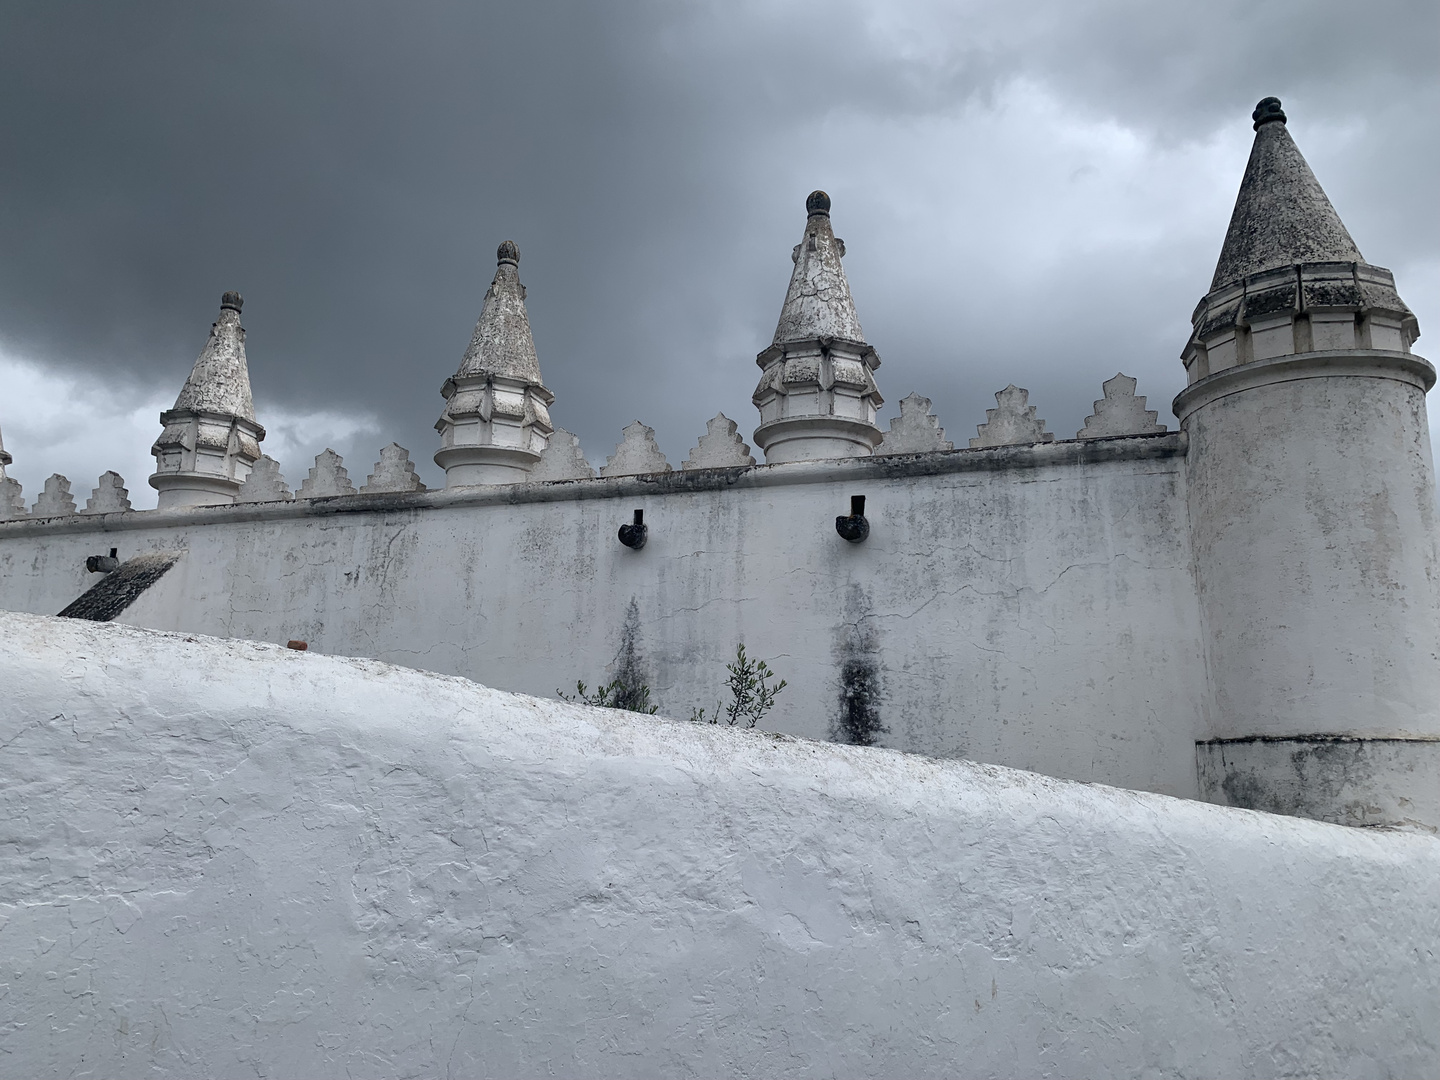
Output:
left=2, top=611, right=1436, bottom=1079
left=0, top=436, right=1209, bottom=796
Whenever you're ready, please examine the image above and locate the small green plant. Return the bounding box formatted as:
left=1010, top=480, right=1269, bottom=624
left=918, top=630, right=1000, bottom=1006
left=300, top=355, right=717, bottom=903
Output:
left=557, top=678, right=659, bottom=715
left=690, top=643, right=788, bottom=729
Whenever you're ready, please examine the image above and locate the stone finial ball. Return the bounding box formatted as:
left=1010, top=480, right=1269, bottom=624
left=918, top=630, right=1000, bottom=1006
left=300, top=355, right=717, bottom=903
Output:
left=497, top=240, right=520, bottom=265
left=806, top=190, right=831, bottom=216
left=1252, top=97, right=1286, bottom=130
left=220, top=291, right=243, bottom=312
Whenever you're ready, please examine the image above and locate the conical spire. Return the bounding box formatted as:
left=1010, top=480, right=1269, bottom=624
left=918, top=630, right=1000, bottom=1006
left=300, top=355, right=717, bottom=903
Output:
left=456, top=240, right=543, bottom=383
left=1182, top=99, right=1418, bottom=387
left=751, top=192, right=884, bottom=464
left=171, top=291, right=257, bottom=420
left=0, top=421, right=11, bottom=478
left=150, top=291, right=266, bottom=508
left=772, top=190, right=866, bottom=345
left=1210, top=99, right=1362, bottom=291
left=435, top=241, right=555, bottom=487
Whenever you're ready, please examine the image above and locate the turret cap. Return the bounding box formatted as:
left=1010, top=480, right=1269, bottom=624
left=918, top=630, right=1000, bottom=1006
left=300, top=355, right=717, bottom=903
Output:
left=1252, top=96, right=1286, bottom=130
left=806, top=190, right=831, bottom=216
left=220, top=291, right=243, bottom=312
left=497, top=240, right=520, bottom=265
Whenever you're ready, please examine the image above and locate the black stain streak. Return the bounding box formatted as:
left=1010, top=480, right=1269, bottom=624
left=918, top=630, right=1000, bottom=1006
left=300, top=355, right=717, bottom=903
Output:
left=609, top=596, right=651, bottom=712
left=58, top=552, right=181, bottom=621
left=833, top=584, right=887, bottom=746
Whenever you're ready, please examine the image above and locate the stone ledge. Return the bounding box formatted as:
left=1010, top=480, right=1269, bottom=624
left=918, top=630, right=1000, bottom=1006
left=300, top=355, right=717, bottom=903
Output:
left=0, top=432, right=1185, bottom=537
left=1174, top=350, right=1435, bottom=423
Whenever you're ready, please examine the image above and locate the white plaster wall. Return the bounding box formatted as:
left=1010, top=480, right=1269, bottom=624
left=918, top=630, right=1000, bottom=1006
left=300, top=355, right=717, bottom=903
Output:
left=2, top=612, right=1436, bottom=1079
left=1181, top=358, right=1440, bottom=739
left=0, top=440, right=1210, bottom=797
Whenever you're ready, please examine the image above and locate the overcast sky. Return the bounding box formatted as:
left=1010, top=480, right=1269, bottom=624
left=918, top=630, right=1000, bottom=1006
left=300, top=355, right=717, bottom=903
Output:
left=1, top=0, right=1435, bottom=505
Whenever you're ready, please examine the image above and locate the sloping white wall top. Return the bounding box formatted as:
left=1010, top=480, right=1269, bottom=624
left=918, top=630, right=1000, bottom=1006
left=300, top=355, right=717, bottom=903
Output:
left=2, top=611, right=1436, bottom=1078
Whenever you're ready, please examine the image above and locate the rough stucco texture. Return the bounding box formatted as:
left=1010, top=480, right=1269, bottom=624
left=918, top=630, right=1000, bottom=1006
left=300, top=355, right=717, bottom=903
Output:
left=0, top=446, right=1209, bottom=799
left=2, top=612, right=1436, bottom=1079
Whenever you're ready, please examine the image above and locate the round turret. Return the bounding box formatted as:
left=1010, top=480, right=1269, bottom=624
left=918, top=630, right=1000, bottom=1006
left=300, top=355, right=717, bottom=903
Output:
left=1180, top=101, right=1440, bottom=830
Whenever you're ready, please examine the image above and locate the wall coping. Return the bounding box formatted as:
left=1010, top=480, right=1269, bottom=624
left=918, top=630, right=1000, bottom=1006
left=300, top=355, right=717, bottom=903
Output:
left=0, top=432, right=1184, bottom=539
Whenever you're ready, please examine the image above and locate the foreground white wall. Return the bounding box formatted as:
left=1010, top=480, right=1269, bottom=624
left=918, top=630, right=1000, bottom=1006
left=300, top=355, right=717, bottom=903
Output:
left=2, top=611, right=1436, bottom=1079
left=0, top=439, right=1210, bottom=799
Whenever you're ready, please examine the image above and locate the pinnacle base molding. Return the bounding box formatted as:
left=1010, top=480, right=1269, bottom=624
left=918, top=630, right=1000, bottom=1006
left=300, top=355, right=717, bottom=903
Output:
left=752, top=414, right=883, bottom=464
left=435, top=444, right=543, bottom=488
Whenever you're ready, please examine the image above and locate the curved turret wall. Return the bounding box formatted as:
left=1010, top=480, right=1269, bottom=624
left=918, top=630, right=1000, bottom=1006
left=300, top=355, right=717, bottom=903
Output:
left=1179, top=351, right=1440, bottom=828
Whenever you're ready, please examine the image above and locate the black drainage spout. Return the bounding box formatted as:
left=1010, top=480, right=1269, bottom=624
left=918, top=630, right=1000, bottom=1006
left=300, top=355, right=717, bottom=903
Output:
left=86, top=548, right=120, bottom=574
left=836, top=495, right=869, bottom=543
left=618, top=509, right=648, bottom=550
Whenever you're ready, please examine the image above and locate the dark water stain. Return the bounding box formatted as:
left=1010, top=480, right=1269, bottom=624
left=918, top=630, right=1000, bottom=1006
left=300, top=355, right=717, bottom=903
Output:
left=833, top=584, right=887, bottom=746
left=609, top=596, right=652, bottom=712
left=59, top=552, right=180, bottom=621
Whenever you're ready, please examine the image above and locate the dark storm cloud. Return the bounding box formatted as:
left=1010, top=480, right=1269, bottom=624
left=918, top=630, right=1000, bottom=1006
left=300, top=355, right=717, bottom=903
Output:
left=1, top=0, right=1435, bottom=491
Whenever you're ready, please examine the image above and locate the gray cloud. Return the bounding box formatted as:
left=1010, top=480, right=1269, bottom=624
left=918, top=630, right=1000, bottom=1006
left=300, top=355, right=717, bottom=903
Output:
left=1, top=0, right=1435, bottom=493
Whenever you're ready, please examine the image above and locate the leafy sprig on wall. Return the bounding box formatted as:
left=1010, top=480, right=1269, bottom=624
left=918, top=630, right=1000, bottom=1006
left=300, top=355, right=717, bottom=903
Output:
left=557, top=678, right=659, bottom=715
left=690, top=644, right=788, bottom=729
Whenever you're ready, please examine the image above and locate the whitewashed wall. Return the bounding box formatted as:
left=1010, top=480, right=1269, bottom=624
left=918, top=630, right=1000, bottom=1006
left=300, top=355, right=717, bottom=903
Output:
left=2, top=612, right=1436, bottom=1079
left=0, top=438, right=1210, bottom=797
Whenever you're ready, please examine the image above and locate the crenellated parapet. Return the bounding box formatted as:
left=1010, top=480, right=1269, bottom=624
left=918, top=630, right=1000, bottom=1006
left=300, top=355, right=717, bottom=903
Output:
left=435, top=241, right=555, bottom=487
left=149, top=291, right=265, bottom=509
